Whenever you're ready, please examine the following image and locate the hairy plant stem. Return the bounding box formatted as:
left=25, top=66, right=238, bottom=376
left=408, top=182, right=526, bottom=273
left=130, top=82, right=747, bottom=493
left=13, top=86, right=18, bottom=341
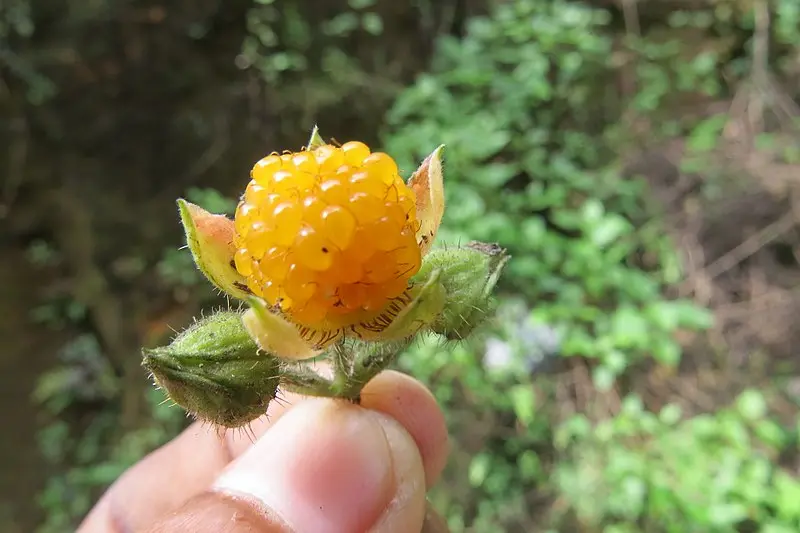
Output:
left=278, top=364, right=340, bottom=399
left=278, top=338, right=412, bottom=403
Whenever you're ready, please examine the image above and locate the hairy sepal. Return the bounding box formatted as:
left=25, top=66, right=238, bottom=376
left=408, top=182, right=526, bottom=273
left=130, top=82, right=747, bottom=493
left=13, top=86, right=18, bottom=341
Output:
left=177, top=199, right=250, bottom=300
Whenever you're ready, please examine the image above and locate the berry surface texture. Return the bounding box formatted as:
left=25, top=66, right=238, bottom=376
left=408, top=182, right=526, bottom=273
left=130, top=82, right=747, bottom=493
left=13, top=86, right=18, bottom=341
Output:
left=233, top=142, right=422, bottom=328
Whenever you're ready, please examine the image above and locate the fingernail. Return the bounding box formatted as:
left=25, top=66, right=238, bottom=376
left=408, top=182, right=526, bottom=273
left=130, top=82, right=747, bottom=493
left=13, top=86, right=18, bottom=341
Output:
left=212, top=399, right=399, bottom=533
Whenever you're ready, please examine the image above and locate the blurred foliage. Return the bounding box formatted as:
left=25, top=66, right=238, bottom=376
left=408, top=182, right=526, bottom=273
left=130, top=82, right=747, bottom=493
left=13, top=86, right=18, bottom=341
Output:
left=387, top=0, right=800, bottom=531
left=237, top=0, right=473, bottom=140
left=3, top=0, right=799, bottom=531
left=553, top=391, right=800, bottom=532
left=385, top=0, right=712, bottom=385
left=35, top=379, right=186, bottom=533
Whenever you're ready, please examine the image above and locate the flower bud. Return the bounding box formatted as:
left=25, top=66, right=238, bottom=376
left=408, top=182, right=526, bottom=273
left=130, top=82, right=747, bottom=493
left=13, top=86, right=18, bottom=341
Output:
left=142, top=311, right=280, bottom=428
left=177, top=199, right=251, bottom=300
left=413, top=242, right=509, bottom=340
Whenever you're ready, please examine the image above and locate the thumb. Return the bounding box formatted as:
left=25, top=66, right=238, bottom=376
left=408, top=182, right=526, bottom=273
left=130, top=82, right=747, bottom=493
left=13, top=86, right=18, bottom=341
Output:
left=144, top=398, right=428, bottom=533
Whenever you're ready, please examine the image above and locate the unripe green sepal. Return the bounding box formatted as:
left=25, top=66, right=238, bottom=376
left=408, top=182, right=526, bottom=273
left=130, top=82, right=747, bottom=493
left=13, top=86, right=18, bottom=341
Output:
left=142, top=311, right=281, bottom=428
left=413, top=242, right=509, bottom=340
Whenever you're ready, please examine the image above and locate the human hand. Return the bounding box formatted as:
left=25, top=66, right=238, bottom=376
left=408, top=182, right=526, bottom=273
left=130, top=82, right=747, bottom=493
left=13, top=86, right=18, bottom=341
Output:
left=77, top=370, right=450, bottom=533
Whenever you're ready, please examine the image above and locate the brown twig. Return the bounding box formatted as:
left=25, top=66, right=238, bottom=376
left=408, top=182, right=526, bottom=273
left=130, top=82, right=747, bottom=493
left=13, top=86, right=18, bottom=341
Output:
left=702, top=212, right=796, bottom=281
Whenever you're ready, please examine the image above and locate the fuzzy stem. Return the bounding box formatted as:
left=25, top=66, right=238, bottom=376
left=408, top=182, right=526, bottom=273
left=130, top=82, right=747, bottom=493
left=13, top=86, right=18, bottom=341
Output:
left=331, top=343, right=352, bottom=396
left=279, top=364, right=340, bottom=398
left=339, top=339, right=412, bottom=400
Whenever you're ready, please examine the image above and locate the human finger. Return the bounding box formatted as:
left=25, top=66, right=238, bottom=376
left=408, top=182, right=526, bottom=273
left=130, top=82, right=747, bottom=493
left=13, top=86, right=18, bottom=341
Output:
left=78, top=371, right=448, bottom=533
left=145, top=398, right=428, bottom=532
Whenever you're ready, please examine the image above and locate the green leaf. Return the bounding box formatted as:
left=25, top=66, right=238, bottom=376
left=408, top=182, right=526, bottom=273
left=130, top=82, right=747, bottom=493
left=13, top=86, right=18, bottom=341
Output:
left=593, top=365, right=615, bottom=391
left=707, top=502, right=748, bottom=526
left=603, top=349, right=628, bottom=374
left=517, top=450, right=542, bottom=481
left=509, top=384, right=537, bottom=425
left=589, top=214, right=631, bottom=248
left=761, top=523, right=799, bottom=533
left=652, top=337, right=681, bottom=366
left=773, top=471, right=800, bottom=521
left=755, top=419, right=787, bottom=450
left=554, top=414, right=591, bottom=450
left=581, top=198, right=605, bottom=224
left=659, top=403, right=682, bottom=425
left=736, top=389, right=767, bottom=421
left=610, top=305, right=649, bottom=349
left=468, top=453, right=492, bottom=487
left=361, top=12, right=383, bottom=35
left=647, top=300, right=714, bottom=330
left=687, top=113, right=727, bottom=153
left=467, top=129, right=510, bottom=159
left=472, top=162, right=518, bottom=188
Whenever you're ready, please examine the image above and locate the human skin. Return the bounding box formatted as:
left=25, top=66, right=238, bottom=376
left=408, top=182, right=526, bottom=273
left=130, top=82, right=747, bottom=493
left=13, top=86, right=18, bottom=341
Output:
left=77, top=370, right=451, bottom=533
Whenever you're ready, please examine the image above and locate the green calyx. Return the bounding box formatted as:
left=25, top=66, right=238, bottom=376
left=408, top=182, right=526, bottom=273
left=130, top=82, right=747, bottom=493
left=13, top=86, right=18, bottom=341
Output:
left=142, top=311, right=280, bottom=428
left=412, top=242, right=510, bottom=340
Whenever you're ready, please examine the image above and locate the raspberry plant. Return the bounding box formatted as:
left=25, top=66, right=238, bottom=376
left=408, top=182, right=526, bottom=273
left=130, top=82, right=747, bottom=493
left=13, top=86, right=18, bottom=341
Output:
left=142, top=127, right=508, bottom=428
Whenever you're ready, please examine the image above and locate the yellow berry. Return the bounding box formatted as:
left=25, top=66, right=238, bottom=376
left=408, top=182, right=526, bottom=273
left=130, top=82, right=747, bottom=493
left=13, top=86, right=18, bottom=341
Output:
left=247, top=222, right=269, bottom=257
left=302, top=196, right=326, bottom=222
left=283, top=264, right=316, bottom=305
left=233, top=140, right=422, bottom=327
left=319, top=179, right=350, bottom=205
left=271, top=203, right=303, bottom=246
left=341, top=141, right=371, bottom=165
left=398, top=192, right=416, bottom=219
left=339, top=283, right=367, bottom=310
left=262, top=280, right=281, bottom=304
left=234, top=248, right=254, bottom=276
left=348, top=192, right=384, bottom=224
left=363, top=251, right=399, bottom=283
left=371, top=217, right=404, bottom=252
left=384, top=182, right=400, bottom=203
left=260, top=249, right=290, bottom=284
left=290, top=300, right=328, bottom=325
left=320, top=205, right=355, bottom=249
left=244, top=182, right=269, bottom=205
left=378, top=277, right=409, bottom=300
left=294, top=227, right=333, bottom=271
left=292, top=152, right=319, bottom=174
left=362, top=152, right=399, bottom=183
left=252, top=154, right=282, bottom=183
left=344, top=227, right=377, bottom=264
left=350, top=170, right=388, bottom=198
left=314, top=145, right=345, bottom=173
left=394, top=236, right=421, bottom=277
left=246, top=277, right=263, bottom=297
left=326, top=252, right=363, bottom=284
left=273, top=168, right=315, bottom=193
left=235, top=202, right=257, bottom=237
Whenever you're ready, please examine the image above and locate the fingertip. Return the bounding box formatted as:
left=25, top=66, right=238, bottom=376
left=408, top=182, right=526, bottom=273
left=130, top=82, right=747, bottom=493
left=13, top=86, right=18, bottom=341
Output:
left=212, top=398, right=427, bottom=533
left=361, top=370, right=450, bottom=488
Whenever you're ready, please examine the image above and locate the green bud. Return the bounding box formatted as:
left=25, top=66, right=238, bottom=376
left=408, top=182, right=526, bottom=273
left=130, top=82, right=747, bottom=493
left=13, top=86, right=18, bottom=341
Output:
left=413, top=242, right=509, bottom=340
left=142, top=311, right=280, bottom=428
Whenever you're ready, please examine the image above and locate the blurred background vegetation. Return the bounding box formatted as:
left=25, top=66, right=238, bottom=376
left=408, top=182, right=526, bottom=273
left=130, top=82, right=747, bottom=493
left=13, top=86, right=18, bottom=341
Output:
left=1, top=0, right=800, bottom=531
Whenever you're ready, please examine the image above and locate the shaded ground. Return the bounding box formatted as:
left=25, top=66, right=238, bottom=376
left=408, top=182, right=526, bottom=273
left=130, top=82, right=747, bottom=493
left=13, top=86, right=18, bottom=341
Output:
left=626, top=122, right=800, bottom=418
